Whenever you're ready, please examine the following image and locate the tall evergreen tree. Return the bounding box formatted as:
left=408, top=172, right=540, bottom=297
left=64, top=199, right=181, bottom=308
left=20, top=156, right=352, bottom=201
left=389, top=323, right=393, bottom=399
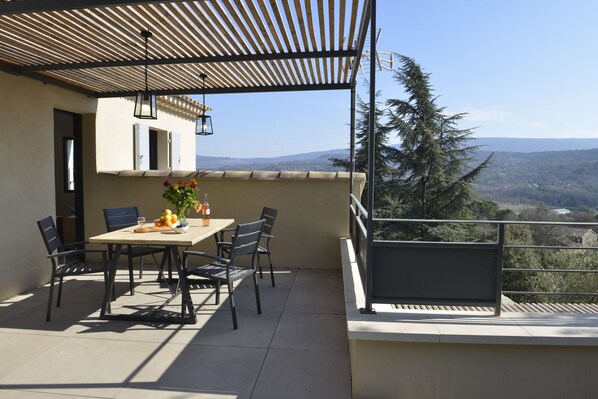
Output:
left=330, top=90, right=398, bottom=206
left=386, top=55, right=492, bottom=220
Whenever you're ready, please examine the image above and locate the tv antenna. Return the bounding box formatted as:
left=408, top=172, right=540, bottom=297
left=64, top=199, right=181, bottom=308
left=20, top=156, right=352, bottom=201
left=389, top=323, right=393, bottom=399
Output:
left=353, top=29, right=395, bottom=75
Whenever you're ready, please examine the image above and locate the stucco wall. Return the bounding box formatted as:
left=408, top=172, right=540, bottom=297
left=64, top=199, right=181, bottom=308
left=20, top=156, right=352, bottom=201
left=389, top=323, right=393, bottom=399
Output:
left=84, top=171, right=365, bottom=269
left=349, top=340, right=598, bottom=399
left=95, top=97, right=196, bottom=171
left=0, top=69, right=360, bottom=299
left=340, top=238, right=598, bottom=399
left=0, top=71, right=97, bottom=300
left=0, top=72, right=199, bottom=301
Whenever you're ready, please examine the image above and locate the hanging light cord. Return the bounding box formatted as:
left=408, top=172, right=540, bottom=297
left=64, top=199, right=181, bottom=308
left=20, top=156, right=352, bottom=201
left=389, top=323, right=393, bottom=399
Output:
left=142, top=30, right=151, bottom=92
left=201, top=73, right=207, bottom=116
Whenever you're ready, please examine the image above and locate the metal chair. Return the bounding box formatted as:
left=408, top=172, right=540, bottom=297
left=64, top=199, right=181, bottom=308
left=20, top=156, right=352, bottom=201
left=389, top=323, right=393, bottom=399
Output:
left=103, top=206, right=166, bottom=295
left=183, top=219, right=266, bottom=329
left=218, top=207, right=278, bottom=287
left=37, top=216, right=111, bottom=321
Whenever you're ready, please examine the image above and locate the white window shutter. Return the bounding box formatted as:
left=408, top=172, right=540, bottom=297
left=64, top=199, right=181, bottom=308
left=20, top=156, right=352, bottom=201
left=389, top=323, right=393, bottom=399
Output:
left=170, top=131, right=182, bottom=170
left=134, top=123, right=150, bottom=170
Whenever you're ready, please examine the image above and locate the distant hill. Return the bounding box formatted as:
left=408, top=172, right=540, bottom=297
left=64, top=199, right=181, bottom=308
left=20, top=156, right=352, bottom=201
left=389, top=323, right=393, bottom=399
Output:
left=197, top=148, right=348, bottom=171
left=473, top=148, right=598, bottom=208
left=472, top=137, right=598, bottom=153
left=196, top=138, right=598, bottom=208
left=197, top=137, right=598, bottom=170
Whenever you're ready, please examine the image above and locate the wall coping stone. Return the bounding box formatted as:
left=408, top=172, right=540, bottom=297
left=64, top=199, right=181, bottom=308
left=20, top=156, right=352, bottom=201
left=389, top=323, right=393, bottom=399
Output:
left=98, top=170, right=366, bottom=181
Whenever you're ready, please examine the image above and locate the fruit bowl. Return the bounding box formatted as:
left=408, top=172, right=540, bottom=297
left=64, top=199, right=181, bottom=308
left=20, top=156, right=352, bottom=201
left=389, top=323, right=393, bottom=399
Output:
left=172, top=221, right=189, bottom=234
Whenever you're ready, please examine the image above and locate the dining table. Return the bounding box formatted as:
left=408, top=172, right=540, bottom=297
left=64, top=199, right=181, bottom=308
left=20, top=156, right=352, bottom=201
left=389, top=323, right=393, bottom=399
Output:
left=89, top=218, right=235, bottom=324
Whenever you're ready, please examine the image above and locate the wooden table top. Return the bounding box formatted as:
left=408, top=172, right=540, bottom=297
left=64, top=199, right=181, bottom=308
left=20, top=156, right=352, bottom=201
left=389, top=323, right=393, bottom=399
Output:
left=89, top=218, right=235, bottom=247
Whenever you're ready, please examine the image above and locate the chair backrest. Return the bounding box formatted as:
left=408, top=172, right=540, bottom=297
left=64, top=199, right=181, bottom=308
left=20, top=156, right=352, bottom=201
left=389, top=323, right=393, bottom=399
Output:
left=260, top=207, right=278, bottom=236
left=229, top=219, right=266, bottom=264
left=103, top=206, right=140, bottom=232
left=37, top=216, right=63, bottom=255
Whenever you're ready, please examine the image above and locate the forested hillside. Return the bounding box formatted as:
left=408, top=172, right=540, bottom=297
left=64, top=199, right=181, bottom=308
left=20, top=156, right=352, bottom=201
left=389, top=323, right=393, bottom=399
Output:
left=474, top=149, right=598, bottom=208
left=198, top=144, right=598, bottom=209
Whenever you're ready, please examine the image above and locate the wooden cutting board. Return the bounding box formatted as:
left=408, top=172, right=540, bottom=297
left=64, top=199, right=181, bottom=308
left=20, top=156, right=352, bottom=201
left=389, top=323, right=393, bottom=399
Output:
left=134, top=226, right=172, bottom=233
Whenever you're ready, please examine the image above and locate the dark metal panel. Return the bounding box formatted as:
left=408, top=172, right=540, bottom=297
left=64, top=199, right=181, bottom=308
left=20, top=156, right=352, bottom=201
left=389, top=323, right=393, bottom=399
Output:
left=372, top=242, right=499, bottom=303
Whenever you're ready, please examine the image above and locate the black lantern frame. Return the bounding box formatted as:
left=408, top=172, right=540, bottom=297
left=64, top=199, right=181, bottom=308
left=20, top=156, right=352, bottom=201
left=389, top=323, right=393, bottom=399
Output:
left=134, top=30, right=157, bottom=119
left=195, top=73, right=214, bottom=135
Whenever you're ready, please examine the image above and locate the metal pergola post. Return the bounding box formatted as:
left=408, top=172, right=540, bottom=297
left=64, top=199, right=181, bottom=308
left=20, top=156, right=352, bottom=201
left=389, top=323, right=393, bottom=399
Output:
left=348, top=82, right=356, bottom=243
left=363, top=0, right=376, bottom=314
left=349, top=84, right=356, bottom=196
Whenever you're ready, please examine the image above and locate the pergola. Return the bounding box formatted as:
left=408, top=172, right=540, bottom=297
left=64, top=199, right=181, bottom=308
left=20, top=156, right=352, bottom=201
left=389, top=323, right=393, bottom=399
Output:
left=0, top=0, right=380, bottom=313
left=0, top=0, right=371, bottom=97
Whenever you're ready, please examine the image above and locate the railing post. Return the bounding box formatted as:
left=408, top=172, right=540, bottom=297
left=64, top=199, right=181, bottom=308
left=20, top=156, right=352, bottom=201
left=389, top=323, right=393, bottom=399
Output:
left=495, top=223, right=505, bottom=316
left=362, top=0, right=376, bottom=314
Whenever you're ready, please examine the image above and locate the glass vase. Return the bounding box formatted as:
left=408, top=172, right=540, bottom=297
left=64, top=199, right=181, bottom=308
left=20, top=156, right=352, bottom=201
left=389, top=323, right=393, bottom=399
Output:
left=175, top=205, right=188, bottom=222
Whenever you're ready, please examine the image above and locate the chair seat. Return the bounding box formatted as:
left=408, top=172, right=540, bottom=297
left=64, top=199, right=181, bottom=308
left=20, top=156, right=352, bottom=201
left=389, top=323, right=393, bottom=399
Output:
left=187, top=262, right=255, bottom=282
left=56, top=260, right=107, bottom=277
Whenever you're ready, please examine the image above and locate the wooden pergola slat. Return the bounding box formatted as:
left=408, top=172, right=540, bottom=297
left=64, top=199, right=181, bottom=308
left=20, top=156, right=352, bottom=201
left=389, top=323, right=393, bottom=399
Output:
left=0, top=0, right=369, bottom=97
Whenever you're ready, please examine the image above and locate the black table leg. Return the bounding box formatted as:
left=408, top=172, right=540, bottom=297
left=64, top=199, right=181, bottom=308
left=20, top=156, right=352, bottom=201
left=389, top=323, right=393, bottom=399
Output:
left=100, top=244, right=197, bottom=324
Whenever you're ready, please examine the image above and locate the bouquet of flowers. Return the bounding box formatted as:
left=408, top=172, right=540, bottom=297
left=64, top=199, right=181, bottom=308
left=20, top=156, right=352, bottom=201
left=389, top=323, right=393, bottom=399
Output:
left=162, top=178, right=201, bottom=221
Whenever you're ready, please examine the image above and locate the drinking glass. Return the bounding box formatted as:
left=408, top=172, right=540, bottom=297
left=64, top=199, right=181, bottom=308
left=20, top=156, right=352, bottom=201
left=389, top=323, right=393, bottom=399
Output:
left=137, top=216, right=146, bottom=228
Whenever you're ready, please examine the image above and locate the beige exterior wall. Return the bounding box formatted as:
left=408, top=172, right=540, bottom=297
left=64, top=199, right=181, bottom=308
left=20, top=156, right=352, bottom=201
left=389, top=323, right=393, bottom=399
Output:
left=95, top=97, right=196, bottom=171
left=0, top=71, right=98, bottom=300
left=0, top=69, right=359, bottom=299
left=0, top=72, right=199, bottom=300
left=83, top=171, right=365, bottom=269
left=341, top=238, right=598, bottom=399
left=350, top=340, right=598, bottom=399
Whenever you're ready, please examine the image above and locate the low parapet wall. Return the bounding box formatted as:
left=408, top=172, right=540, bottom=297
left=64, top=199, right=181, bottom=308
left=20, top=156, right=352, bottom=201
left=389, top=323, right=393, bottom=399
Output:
left=341, top=238, right=598, bottom=399
left=83, top=170, right=365, bottom=270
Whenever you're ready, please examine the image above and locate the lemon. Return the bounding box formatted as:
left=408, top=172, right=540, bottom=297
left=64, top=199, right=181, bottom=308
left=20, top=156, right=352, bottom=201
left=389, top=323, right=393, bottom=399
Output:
left=164, top=214, right=172, bottom=221
left=171, top=214, right=178, bottom=222
left=162, top=209, right=172, bottom=215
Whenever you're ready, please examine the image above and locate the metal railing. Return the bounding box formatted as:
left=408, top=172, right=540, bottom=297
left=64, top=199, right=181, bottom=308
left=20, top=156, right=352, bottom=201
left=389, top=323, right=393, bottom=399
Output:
left=349, top=195, right=598, bottom=312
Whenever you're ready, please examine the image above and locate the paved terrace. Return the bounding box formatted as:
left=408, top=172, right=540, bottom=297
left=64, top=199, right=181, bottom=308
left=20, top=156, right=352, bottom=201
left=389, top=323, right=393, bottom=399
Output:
left=0, top=269, right=350, bottom=399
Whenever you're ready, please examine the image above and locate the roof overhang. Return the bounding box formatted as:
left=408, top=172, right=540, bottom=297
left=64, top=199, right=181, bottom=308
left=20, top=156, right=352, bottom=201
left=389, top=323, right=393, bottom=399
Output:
left=0, top=0, right=371, bottom=97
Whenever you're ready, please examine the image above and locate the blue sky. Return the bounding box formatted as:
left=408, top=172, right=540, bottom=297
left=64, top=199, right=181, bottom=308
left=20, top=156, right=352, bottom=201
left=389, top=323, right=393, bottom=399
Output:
left=195, top=0, right=598, bottom=158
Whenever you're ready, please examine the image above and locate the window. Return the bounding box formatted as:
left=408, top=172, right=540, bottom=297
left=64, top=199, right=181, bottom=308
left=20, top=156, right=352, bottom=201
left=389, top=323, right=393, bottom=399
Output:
left=149, top=129, right=158, bottom=170
left=135, top=124, right=171, bottom=170
left=63, top=137, right=75, bottom=192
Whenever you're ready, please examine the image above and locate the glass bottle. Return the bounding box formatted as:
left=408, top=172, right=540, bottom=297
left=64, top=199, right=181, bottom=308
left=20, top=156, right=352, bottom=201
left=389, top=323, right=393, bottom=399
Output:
left=202, top=193, right=210, bottom=226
